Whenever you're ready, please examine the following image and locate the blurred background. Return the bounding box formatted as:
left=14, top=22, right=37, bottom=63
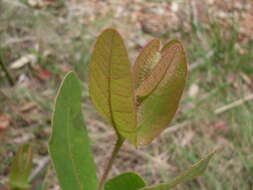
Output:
left=0, top=0, right=252, bottom=189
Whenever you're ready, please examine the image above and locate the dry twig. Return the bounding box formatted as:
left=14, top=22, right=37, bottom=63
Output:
left=29, top=156, right=50, bottom=182
left=214, top=94, right=253, bottom=114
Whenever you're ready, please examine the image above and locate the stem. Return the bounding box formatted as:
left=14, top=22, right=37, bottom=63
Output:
left=0, top=52, right=15, bottom=86
left=97, top=136, right=125, bottom=190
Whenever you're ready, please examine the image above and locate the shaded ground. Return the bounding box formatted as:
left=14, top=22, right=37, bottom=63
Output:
left=0, top=0, right=253, bottom=189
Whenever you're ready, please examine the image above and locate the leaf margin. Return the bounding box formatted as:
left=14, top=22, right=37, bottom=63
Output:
left=49, top=71, right=98, bottom=190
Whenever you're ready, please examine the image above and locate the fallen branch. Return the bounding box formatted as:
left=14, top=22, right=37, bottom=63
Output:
left=163, top=121, right=190, bottom=135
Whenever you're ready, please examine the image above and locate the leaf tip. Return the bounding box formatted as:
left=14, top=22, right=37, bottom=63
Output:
left=99, top=27, right=122, bottom=38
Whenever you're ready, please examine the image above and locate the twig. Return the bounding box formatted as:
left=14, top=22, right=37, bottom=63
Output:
left=214, top=94, right=253, bottom=114
left=29, top=156, right=50, bottom=182
left=162, top=121, right=190, bottom=135
left=0, top=54, right=15, bottom=86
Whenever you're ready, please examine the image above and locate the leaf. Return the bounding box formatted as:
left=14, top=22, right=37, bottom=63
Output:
left=88, top=28, right=137, bottom=143
left=8, top=144, right=32, bottom=190
left=132, top=39, right=160, bottom=90
left=49, top=72, right=98, bottom=190
left=141, top=151, right=216, bottom=190
left=135, top=41, right=188, bottom=146
left=104, top=172, right=145, bottom=190
left=161, top=39, right=181, bottom=52
left=135, top=44, right=180, bottom=100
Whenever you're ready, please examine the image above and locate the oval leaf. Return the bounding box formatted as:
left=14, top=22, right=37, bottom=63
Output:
left=135, top=41, right=188, bottom=146
left=88, top=28, right=136, bottom=142
left=49, top=72, right=98, bottom=190
left=105, top=172, right=145, bottom=190
left=140, top=151, right=216, bottom=190
left=133, top=39, right=160, bottom=90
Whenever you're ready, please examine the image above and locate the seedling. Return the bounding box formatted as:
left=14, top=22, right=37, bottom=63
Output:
left=49, top=28, right=216, bottom=190
left=7, top=144, right=33, bottom=190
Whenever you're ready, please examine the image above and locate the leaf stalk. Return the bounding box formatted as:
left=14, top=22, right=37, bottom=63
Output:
left=97, top=135, right=125, bottom=190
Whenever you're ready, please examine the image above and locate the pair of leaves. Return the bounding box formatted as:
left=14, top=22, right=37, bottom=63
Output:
left=88, top=29, right=187, bottom=146
left=105, top=151, right=216, bottom=190
left=8, top=144, right=33, bottom=190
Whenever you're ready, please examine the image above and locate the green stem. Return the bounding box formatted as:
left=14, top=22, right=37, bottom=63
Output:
left=0, top=52, right=15, bottom=86
left=97, top=136, right=125, bottom=190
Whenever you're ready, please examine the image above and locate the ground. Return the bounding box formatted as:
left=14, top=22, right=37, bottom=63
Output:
left=0, top=0, right=253, bottom=189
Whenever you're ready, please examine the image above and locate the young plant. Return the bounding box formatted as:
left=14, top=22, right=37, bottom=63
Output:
left=7, top=144, right=33, bottom=190
left=49, top=28, right=216, bottom=190
left=4, top=144, right=50, bottom=190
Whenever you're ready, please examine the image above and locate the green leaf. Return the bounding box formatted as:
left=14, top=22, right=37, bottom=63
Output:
left=104, top=172, right=145, bottom=190
left=140, top=151, right=216, bottom=190
left=8, top=144, right=32, bottom=190
left=49, top=72, right=98, bottom=190
left=135, top=41, right=188, bottom=146
left=133, top=38, right=160, bottom=89
left=88, top=28, right=137, bottom=143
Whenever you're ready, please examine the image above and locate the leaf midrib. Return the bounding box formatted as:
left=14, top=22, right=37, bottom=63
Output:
left=107, top=33, right=117, bottom=130
left=136, top=48, right=178, bottom=105
left=66, top=108, right=84, bottom=190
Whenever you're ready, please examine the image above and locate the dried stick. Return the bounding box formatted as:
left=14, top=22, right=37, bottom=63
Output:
left=214, top=94, right=253, bottom=114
